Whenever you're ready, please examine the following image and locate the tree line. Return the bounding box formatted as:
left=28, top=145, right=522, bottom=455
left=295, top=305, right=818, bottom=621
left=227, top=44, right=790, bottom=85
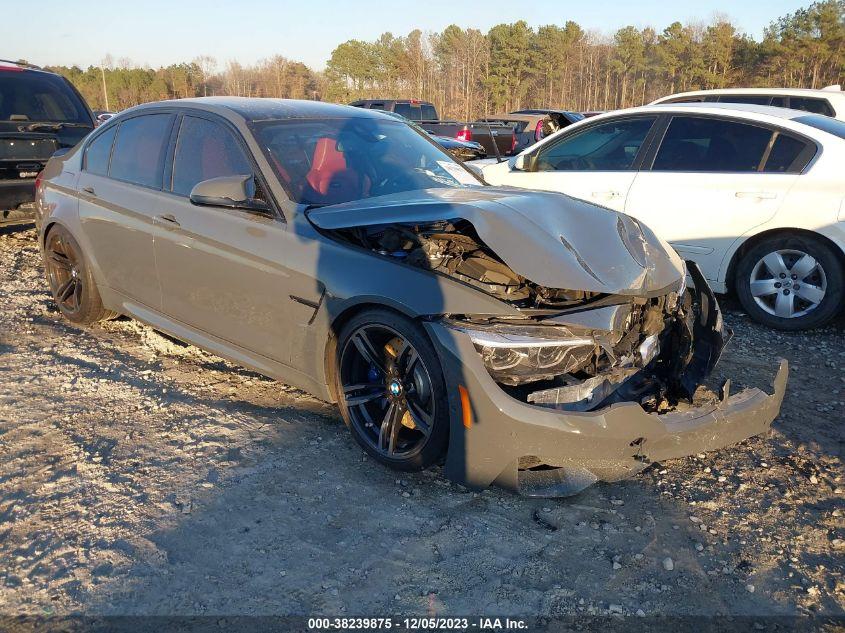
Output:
left=44, top=0, right=843, bottom=119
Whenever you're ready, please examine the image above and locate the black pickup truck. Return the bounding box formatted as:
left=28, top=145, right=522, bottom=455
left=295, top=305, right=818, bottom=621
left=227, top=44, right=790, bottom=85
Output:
left=349, top=99, right=516, bottom=157
left=0, top=61, right=94, bottom=225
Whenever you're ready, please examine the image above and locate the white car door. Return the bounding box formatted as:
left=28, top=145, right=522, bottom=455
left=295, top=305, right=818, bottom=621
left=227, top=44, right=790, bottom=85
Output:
left=624, top=115, right=804, bottom=285
left=484, top=115, right=659, bottom=213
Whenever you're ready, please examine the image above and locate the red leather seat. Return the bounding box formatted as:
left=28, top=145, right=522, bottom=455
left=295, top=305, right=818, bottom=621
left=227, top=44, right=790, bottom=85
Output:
left=305, top=137, right=361, bottom=204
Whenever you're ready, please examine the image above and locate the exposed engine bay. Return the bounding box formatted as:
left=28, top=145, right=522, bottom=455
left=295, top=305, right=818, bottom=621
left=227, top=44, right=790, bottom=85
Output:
left=329, top=219, right=599, bottom=309
left=322, top=218, right=728, bottom=416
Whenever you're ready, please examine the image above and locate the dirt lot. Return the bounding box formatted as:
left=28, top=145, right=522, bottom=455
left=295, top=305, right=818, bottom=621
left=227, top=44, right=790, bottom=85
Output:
left=0, top=224, right=843, bottom=619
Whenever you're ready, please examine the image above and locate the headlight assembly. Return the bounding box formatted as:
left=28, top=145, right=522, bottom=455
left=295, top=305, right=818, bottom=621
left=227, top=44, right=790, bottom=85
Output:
left=444, top=320, right=598, bottom=385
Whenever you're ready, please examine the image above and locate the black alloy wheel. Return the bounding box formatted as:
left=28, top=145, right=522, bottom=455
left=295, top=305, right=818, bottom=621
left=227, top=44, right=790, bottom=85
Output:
left=45, top=228, right=85, bottom=316
left=43, top=225, right=116, bottom=324
left=336, top=311, right=449, bottom=471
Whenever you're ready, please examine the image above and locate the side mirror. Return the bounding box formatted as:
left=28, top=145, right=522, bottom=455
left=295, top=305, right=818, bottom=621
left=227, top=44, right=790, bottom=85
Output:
left=189, top=175, right=270, bottom=213
left=510, top=154, right=531, bottom=172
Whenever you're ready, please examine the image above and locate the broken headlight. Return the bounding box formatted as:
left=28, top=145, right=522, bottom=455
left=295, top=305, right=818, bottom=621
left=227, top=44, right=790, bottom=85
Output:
left=444, top=320, right=597, bottom=386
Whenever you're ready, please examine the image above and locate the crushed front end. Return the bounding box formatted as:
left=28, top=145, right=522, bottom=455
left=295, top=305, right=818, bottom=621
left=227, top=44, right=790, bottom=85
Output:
left=425, top=262, right=787, bottom=497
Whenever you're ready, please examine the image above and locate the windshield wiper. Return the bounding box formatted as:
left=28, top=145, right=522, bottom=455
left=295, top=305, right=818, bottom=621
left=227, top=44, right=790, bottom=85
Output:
left=21, top=122, right=89, bottom=132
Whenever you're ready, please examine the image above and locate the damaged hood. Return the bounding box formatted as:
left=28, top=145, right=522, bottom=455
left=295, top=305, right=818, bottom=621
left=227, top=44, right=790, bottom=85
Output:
left=306, top=187, right=684, bottom=295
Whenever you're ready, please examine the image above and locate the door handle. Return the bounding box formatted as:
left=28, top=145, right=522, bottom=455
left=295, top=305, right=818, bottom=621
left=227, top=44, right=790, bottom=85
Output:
left=153, top=214, right=181, bottom=228
left=81, top=186, right=96, bottom=196
left=735, top=191, right=777, bottom=200
left=591, top=191, right=622, bottom=199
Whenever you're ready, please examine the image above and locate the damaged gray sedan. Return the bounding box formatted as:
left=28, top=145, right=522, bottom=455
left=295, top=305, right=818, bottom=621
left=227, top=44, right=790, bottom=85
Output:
left=36, top=98, right=788, bottom=496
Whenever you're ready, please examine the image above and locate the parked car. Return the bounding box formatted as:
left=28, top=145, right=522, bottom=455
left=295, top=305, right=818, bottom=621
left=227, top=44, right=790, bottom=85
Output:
left=581, top=110, right=606, bottom=118
left=478, top=110, right=583, bottom=153
left=651, top=86, right=845, bottom=121
left=349, top=99, right=515, bottom=157
left=479, top=102, right=845, bottom=330
left=0, top=60, right=94, bottom=225
left=36, top=97, right=786, bottom=496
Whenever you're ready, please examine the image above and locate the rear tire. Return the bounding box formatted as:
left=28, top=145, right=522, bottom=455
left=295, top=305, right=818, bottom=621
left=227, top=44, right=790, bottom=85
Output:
left=735, top=233, right=843, bottom=330
left=333, top=309, right=449, bottom=472
left=43, top=225, right=117, bottom=325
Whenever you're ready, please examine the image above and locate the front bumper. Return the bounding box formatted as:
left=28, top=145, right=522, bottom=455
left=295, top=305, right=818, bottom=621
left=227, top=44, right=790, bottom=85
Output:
left=424, top=307, right=788, bottom=498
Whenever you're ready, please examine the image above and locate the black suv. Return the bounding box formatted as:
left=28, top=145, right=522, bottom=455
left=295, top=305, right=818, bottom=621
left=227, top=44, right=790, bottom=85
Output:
left=1, top=61, right=94, bottom=225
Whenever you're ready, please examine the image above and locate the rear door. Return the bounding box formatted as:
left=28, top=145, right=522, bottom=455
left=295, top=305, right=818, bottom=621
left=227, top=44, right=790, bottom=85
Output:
left=77, top=113, right=175, bottom=309
left=624, top=115, right=808, bottom=282
left=492, top=115, right=658, bottom=213
left=152, top=112, right=316, bottom=365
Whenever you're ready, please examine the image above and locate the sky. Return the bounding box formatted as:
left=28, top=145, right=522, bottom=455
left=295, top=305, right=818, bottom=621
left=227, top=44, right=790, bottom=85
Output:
left=7, top=0, right=810, bottom=71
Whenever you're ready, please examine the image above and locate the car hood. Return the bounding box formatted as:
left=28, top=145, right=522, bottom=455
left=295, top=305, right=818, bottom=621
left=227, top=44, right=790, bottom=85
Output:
left=306, top=187, right=685, bottom=296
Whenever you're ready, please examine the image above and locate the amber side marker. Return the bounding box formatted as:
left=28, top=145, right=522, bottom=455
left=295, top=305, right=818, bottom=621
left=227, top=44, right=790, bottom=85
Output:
left=458, top=385, right=473, bottom=429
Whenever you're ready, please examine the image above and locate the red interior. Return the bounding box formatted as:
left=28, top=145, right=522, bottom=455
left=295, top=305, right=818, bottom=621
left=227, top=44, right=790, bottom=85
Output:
left=305, top=137, right=361, bottom=204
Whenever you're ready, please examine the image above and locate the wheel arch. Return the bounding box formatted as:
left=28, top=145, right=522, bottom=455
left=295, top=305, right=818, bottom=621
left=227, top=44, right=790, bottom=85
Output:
left=724, top=227, right=845, bottom=294
left=322, top=300, right=429, bottom=404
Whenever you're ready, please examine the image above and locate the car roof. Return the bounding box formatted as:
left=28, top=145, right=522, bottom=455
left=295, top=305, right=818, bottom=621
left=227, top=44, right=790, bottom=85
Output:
left=532, top=102, right=845, bottom=147
left=126, top=97, right=391, bottom=122
left=653, top=87, right=845, bottom=102
left=0, top=60, right=63, bottom=78
left=642, top=101, right=817, bottom=120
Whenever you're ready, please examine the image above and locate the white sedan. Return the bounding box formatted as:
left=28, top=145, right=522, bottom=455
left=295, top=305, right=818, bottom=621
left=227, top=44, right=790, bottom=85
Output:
left=479, top=103, right=845, bottom=330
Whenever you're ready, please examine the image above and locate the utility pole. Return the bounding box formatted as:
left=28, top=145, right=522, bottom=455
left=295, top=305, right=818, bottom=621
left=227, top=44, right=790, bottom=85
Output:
left=100, top=65, right=110, bottom=111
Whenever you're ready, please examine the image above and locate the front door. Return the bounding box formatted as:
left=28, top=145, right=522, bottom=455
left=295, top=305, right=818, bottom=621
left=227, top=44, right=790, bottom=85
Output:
left=491, top=115, right=658, bottom=213
left=151, top=113, right=320, bottom=365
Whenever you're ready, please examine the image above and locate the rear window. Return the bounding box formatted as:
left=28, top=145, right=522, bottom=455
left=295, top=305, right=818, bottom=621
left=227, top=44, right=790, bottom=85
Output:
left=393, top=103, right=422, bottom=121
left=716, top=95, right=772, bottom=106
left=793, top=114, right=845, bottom=140
left=109, top=114, right=174, bottom=188
left=0, top=71, right=90, bottom=123
left=420, top=104, right=437, bottom=121
left=788, top=97, right=835, bottom=117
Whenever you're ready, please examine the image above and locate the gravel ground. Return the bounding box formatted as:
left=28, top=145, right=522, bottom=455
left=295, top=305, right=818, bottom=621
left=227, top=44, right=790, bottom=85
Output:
left=0, top=224, right=843, bottom=619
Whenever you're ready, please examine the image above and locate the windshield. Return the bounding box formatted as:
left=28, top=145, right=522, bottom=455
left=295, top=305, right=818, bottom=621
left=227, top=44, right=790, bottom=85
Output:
left=252, top=117, right=482, bottom=206
left=0, top=72, right=91, bottom=124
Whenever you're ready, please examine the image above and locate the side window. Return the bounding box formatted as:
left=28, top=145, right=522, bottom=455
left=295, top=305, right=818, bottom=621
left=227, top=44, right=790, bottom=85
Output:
left=84, top=126, right=116, bottom=176
left=663, top=97, right=705, bottom=103
left=171, top=115, right=256, bottom=197
left=652, top=116, right=773, bottom=172
left=788, top=97, right=834, bottom=117
left=717, top=95, right=772, bottom=106
left=109, top=114, right=173, bottom=188
left=535, top=117, right=656, bottom=171
left=763, top=134, right=812, bottom=173
left=770, top=96, right=788, bottom=107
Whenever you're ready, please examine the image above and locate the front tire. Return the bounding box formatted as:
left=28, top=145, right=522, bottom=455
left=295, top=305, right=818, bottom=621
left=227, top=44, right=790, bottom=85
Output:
left=43, top=225, right=116, bottom=325
left=735, top=234, right=843, bottom=330
left=333, top=309, right=449, bottom=471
